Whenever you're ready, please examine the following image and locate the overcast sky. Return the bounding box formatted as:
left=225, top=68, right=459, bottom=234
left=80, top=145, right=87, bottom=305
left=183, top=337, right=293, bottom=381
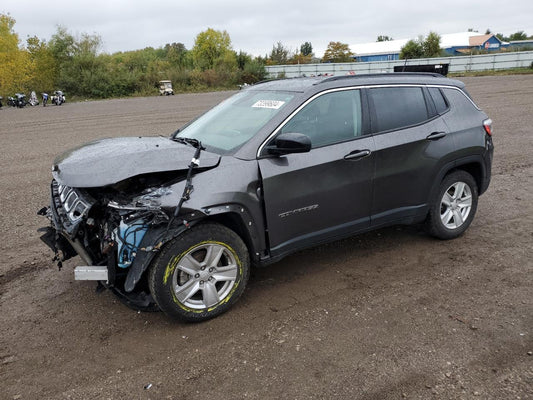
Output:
left=3, top=0, right=533, bottom=57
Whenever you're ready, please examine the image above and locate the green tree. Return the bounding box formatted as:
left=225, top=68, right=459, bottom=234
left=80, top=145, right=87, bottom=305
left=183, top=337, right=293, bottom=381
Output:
left=48, top=26, right=75, bottom=87
left=0, top=14, right=33, bottom=96
left=322, top=41, right=353, bottom=63
left=232, top=51, right=266, bottom=83
left=68, top=33, right=105, bottom=96
left=422, top=31, right=441, bottom=57
left=26, top=36, right=55, bottom=93
left=268, top=41, right=291, bottom=65
left=241, top=59, right=266, bottom=83
left=165, top=42, right=190, bottom=68
left=288, top=53, right=313, bottom=64
left=400, top=38, right=424, bottom=59
left=192, top=28, right=233, bottom=70
left=377, top=35, right=393, bottom=42
left=50, top=28, right=125, bottom=98
left=400, top=33, right=441, bottom=59
left=300, top=42, right=313, bottom=56
left=236, top=50, right=252, bottom=70
left=118, top=48, right=158, bottom=73
left=49, top=26, right=75, bottom=62
left=495, top=33, right=508, bottom=42
left=508, top=31, right=527, bottom=41
left=214, top=49, right=237, bottom=71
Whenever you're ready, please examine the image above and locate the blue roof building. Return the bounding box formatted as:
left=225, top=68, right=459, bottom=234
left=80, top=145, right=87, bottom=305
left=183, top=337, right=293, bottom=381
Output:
left=351, top=32, right=507, bottom=62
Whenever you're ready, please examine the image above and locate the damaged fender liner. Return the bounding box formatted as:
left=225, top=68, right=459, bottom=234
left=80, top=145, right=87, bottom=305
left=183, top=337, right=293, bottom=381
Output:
left=124, top=217, right=199, bottom=293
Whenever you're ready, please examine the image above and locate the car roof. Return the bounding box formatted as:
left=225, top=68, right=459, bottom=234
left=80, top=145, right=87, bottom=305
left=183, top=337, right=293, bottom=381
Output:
left=248, top=73, right=464, bottom=93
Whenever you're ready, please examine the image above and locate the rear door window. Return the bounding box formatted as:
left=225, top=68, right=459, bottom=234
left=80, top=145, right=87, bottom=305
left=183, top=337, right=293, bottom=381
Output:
left=369, top=87, right=429, bottom=133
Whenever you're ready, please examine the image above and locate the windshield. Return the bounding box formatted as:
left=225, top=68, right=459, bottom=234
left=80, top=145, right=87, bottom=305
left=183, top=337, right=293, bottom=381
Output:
left=175, top=90, right=295, bottom=154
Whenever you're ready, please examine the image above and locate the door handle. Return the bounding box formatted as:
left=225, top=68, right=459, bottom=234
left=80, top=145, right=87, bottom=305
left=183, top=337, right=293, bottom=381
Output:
left=426, top=131, right=447, bottom=140
left=344, top=149, right=371, bottom=160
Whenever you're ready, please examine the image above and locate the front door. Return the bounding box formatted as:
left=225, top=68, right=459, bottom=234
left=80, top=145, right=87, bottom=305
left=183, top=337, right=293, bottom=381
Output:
left=258, top=89, right=375, bottom=257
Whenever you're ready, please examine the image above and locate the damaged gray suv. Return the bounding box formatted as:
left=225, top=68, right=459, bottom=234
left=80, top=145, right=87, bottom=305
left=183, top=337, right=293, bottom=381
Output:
left=39, top=73, right=494, bottom=321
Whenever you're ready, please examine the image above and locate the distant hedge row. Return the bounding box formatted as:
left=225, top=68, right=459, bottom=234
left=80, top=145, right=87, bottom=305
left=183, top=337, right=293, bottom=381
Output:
left=0, top=16, right=266, bottom=99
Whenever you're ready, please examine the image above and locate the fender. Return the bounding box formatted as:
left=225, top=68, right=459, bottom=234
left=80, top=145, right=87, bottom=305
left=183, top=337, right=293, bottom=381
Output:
left=201, top=203, right=266, bottom=262
left=428, top=155, right=487, bottom=205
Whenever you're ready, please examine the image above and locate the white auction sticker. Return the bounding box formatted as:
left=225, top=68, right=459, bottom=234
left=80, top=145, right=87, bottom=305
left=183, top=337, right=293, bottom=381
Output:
left=252, top=100, right=285, bottom=109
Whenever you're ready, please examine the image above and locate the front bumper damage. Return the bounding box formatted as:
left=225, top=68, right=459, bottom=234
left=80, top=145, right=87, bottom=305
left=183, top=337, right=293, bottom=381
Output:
left=38, top=182, right=93, bottom=268
left=38, top=179, right=194, bottom=310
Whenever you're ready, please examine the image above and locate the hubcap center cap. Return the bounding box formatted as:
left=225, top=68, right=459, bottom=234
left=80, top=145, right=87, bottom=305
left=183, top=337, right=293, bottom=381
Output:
left=198, top=270, right=210, bottom=281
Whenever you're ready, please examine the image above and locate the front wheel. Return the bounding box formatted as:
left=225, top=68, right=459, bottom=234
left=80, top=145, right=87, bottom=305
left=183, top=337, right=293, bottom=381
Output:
left=426, top=170, right=478, bottom=240
left=149, top=223, right=250, bottom=322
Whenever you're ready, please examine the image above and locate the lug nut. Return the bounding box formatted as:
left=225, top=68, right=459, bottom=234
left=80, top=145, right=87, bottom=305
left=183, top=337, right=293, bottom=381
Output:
left=194, top=273, right=200, bottom=278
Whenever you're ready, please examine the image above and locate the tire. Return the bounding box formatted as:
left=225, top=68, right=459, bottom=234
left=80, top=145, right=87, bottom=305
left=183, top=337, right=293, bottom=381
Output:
left=149, top=223, right=250, bottom=322
left=426, top=170, right=478, bottom=240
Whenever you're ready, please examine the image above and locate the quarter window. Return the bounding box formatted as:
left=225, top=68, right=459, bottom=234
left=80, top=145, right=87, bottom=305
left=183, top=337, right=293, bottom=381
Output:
left=281, top=90, right=362, bottom=148
left=370, top=87, right=429, bottom=132
left=428, top=87, right=449, bottom=114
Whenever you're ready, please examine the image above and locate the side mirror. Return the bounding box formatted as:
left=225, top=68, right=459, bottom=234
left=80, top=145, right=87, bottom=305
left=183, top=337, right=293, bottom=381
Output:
left=266, top=132, right=311, bottom=156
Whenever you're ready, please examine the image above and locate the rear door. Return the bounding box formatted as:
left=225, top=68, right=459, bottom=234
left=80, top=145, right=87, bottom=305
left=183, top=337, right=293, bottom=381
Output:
left=258, top=89, right=375, bottom=257
left=368, top=85, right=454, bottom=227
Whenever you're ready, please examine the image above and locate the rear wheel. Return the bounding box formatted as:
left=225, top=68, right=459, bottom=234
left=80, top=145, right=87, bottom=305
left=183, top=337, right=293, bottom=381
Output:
left=426, top=170, right=478, bottom=239
left=149, top=223, right=250, bottom=322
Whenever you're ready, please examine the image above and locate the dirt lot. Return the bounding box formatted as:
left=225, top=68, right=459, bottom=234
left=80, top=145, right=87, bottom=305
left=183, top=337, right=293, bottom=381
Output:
left=1, top=76, right=532, bottom=400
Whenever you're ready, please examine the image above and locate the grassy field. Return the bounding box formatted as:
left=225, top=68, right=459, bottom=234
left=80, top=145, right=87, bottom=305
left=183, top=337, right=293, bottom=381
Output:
left=449, top=66, right=533, bottom=77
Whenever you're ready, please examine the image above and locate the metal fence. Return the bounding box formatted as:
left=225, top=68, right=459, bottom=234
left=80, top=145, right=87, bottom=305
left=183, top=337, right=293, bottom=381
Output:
left=265, top=51, right=533, bottom=78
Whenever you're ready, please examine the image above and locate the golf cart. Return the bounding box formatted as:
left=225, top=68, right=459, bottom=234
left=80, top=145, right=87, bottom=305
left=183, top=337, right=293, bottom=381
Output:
left=159, top=80, right=174, bottom=96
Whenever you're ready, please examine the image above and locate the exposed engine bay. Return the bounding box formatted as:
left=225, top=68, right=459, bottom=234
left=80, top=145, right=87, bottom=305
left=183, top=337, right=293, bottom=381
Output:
left=39, top=137, right=212, bottom=310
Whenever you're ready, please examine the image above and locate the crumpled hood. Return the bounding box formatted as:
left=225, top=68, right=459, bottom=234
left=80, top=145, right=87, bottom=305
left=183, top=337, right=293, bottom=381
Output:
left=52, top=136, right=220, bottom=188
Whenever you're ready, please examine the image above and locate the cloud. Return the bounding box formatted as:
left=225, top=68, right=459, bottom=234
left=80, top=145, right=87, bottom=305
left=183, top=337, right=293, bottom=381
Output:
left=2, top=0, right=532, bottom=57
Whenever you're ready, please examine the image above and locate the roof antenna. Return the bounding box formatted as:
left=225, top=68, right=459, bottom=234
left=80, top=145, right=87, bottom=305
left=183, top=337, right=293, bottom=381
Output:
left=401, top=57, right=408, bottom=72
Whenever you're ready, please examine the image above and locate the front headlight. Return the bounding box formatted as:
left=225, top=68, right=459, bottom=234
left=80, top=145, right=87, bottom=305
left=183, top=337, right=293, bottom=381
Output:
left=133, top=186, right=173, bottom=208
left=107, top=186, right=173, bottom=211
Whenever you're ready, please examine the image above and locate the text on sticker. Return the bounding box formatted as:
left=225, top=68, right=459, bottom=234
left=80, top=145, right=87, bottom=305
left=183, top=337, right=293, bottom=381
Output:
left=252, top=100, right=285, bottom=109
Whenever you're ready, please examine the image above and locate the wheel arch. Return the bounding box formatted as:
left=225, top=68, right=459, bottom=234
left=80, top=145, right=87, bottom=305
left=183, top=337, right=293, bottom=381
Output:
left=453, top=161, right=484, bottom=194
left=125, top=205, right=264, bottom=293
left=428, top=156, right=486, bottom=209
left=204, top=211, right=259, bottom=263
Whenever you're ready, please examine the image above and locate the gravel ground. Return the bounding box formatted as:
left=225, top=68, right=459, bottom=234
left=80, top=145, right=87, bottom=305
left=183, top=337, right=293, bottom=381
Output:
left=0, top=76, right=532, bottom=400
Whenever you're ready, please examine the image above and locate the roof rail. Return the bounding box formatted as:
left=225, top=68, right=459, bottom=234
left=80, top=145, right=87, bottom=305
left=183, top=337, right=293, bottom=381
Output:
left=319, top=72, right=443, bottom=84
left=250, top=76, right=316, bottom=87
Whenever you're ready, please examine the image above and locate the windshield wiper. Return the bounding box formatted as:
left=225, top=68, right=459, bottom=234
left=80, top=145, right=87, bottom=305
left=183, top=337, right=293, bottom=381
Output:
left=172, top=136, right=204, bottom=150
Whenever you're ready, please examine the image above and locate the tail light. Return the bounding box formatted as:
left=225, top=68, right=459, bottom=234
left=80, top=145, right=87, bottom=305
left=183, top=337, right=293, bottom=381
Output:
left=483, top=119, right=493, bottom=136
